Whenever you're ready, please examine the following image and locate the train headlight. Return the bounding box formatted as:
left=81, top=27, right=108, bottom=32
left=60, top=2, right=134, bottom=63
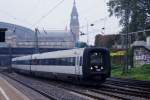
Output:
left=90, top=52, right=104, bottom=72
left=96, top=69, right=101, bottom=71
left=101, top=66, right=104, bottom=70
left=95, top=66, right=98, bottom=69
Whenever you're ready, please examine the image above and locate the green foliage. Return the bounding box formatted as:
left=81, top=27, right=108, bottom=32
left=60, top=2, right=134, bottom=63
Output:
left=107, top=0, right=150, bottom=37
left=111, top=64, right=150, bottom=81
left=111, top=64, right=123, bottom=77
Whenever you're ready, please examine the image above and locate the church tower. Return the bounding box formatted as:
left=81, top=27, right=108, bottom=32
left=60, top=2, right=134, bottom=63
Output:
left=70, top=0, right=79, bottom=44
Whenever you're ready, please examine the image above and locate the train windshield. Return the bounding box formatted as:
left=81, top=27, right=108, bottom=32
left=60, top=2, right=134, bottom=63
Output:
left=90, top=52, right=103, bottom=72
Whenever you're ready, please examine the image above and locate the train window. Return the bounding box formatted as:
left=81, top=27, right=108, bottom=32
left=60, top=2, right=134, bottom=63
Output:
left=67, top=58, right=70, bottom=65
left=49, top=59, right=52, bottom=65
left=21, top=57, right=77, bottom=66
left=53, top=59, right=56, bottom=65
left=65, top=58, right=69, bottom=65
left=59, top=58, right=62, bottom=65
left=80, top=57, right=83, bottom=66
left=70, top=57, right=73, bottom=65
left=12, top=61, right=16, bottom=64
left=26, top=60, right=30, bottom=65
left=90, top=52, right=103, bottom=72
left=73, top=57, right=75, bottom=66
left=45, top=59, right=49, bottom=65
left=56, top=59, right=59, bottom=65
left=32, top=59, right=37, bottom=65
left=90, top=53, right=103, bottom=64
left=50, top=59, right=53, bottom=65
left=62, top=58, right=67, bottom=65
left=68, top=58, right=71, bottom=65
left=39, top=59, right=42, bottom=65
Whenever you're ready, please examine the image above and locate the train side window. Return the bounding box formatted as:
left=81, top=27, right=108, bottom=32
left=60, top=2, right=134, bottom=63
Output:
left=70, top=57, right=73, bottom=66
left=65, top=58, right=67, bottom=65
left=80, top=57, right=83, bottom=66
left=55, top=58, right=59, bottom=65
left=26, top=60, right=29, bottom=65
left=32, top=59, right=38, bottom=65
left=70, top=57, right=75, bottom=66
left=52, top=59, right=56, bottom=65
left=53, top=59, right=55, bottom=65
left=12, top=61, right=16, bottom=64
left=47, top=59, right=51, bottom=65
left=68, top=58, right=70, bottom=65
left=39, top=59, right=41, bottom=65
left=62, top=58, right=65, bottom=65
left=56, top=59, right=59, bottom=65
left=50, top=59, right=53, bottom=65
left=73, top=57, right=75, bottom=66
left=66, top=58, right=69, bottom=66
left=45, top=59, right=49, bottom=65
left=68, top=57, right=73, bottom=66
left=59, top=58, right=62, bottom=65
left=49, top=59, right=52, bottom=65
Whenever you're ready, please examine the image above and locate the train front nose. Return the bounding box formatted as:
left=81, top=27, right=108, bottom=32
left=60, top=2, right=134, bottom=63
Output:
left=83, top=48, right=111, bottom=81
left=85, top=48, right=111, bottom=81
left=89, top=52, right=104, bottom=74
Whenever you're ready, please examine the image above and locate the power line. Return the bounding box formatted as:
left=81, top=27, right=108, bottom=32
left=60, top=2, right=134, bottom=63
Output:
left=31, top=0, right=65, bottom=27
left=0, top=9, right=32, bottom=26
left=80, top=17, right=107, bottom=29
left=121, top=29, right=150, bottom=35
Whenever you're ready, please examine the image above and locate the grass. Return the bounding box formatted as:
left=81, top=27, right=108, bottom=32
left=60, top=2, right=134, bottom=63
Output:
left=111, top=64, right=150, bottom=81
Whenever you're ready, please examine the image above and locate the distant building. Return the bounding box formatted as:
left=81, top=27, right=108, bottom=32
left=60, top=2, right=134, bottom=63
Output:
left=95, top=34, right=122, bottom=49
left=132, top=37, right=150, bottom=66
left=0, top=0, right=79, bottom=48
left=0, top=22, right=35, bottom=48
left=35, top=0, right=80, bottom=48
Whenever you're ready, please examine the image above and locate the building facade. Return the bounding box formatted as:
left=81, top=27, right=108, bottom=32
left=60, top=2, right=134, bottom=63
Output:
left=0, top=0, right=79, bottom=49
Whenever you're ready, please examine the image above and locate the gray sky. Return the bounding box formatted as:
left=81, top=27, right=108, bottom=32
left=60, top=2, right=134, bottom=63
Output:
left=0, top=0, right=121, bottom=45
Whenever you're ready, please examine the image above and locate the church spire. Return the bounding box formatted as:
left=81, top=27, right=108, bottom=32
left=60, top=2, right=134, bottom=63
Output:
left=71, top=0, right=78, bottom=17
left=73, top=0, right=76, bottom=6
left=70, top=0, right=79, bottom=44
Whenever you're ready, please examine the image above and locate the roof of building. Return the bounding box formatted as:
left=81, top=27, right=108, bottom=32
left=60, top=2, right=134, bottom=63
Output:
left=38, top=30, right=74, bottom=41
left=0, top=22, right=34, bottom=40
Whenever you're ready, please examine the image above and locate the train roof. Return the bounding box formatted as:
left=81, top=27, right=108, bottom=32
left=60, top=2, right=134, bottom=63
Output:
left=12, top=48, right=85, bottom=61
left=12, top=55, right=31, bottom=61
left=32, top=48, right=84, bottom=59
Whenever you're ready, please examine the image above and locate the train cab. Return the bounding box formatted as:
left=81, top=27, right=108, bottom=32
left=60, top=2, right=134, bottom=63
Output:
left=82, top=48, right=111, bottom=81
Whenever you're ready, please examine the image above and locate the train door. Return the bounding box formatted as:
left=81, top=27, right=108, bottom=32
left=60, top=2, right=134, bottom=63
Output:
left=30, top=55, right=32, bottom=74
left=75, top=56, right=80, bottom=75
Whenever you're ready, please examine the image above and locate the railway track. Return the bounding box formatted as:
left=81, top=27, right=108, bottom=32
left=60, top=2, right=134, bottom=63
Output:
left=1, top=73, right=59, bottom=100
left=30, top=75, right=150, bottom=100
left=1, top=71, right=150, bottom=100
left=1, top=72, right=105, bottom=100
left=43, top=79, right=129, bottom=100
left=107, top=77, right=150, bottom=88
left=41, top=77, right=150, bottom=100
left=97, top=84, right=150, bottom=99
left=47, top=81, right=130, bottom=100
left=105, top=77, right=150, bottom=93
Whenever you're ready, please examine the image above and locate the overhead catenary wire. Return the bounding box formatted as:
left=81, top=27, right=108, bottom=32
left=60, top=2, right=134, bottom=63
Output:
left=0, top=9, right=32, bottom=27
left=80, top=17, right=107, bottom=29
left=121, top=29, right=150, bottom=35
left=31, top=0, right=65, bottom=27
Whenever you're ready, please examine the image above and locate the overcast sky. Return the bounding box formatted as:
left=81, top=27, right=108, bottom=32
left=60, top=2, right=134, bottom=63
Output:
left=0, top=0, right=121, bottom=45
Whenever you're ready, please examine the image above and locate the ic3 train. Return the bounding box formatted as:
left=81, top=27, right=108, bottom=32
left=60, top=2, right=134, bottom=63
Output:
left=12, top=47, right=111, bottom=85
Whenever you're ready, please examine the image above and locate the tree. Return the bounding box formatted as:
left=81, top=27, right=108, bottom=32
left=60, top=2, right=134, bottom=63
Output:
left=107, top=0, right=150, bottom=39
